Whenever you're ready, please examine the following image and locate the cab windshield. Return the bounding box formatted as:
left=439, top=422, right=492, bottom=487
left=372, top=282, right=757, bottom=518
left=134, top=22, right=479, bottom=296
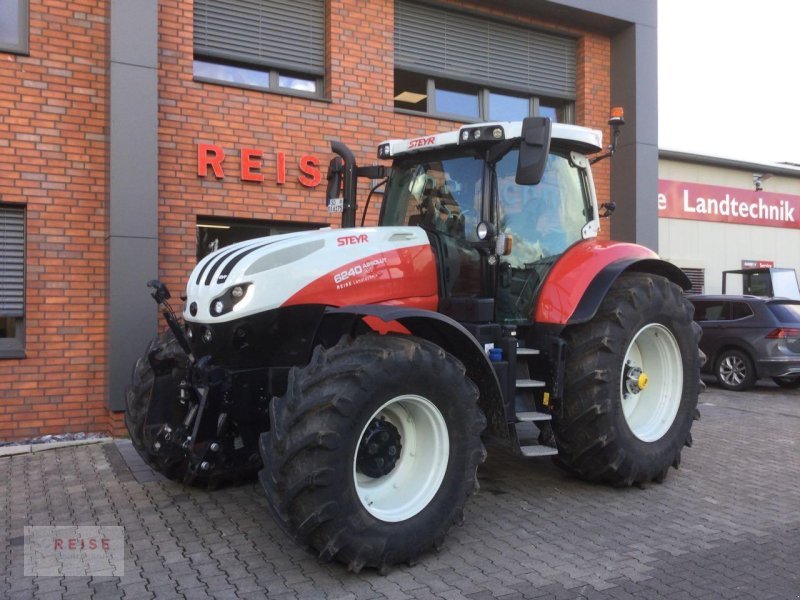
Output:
left=496, top=149, right=592, bottom=267
left=379, top=143, right=594, bottom=324
left=380, top=146, right=591, bottom=251
left=380, top=149, right=484, bottom=241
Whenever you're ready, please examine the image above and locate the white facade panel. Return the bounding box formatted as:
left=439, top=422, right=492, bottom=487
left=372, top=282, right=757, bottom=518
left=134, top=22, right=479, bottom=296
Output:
left=659, top=219, right=800, bottom=294
left=658, top=157, right=800, bottom=294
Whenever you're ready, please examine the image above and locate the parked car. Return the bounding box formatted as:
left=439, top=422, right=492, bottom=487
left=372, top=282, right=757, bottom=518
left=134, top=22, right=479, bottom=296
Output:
left=688, top=295, right=800, bottom=391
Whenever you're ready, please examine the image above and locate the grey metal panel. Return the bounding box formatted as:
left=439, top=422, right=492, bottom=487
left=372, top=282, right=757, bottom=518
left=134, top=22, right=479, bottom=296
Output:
left=110, top=0, right=157, bottom=68
left=483, top=0, right=655, bottom=31
left=660, top=150, right=800, bottom=178
left=0, top=205, right=24, bottom=317
left=108, top=237, right=158, bottom=411
left=109, top=0, right=159, bottom=412
left=609, top=22, right=659, bottom=249
left=110, top=62, right=158, bottom=239
left=0, top=0, right=29, bottom=55
left=536, top=0, right=655, bottom=26
left=395, top=1, right=576, bottom=99
left=194, top=0, right=325, bottom=76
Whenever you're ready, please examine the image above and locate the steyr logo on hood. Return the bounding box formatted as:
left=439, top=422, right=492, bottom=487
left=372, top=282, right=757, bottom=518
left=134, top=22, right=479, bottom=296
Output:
left=337, top=234, right=369, bottom=246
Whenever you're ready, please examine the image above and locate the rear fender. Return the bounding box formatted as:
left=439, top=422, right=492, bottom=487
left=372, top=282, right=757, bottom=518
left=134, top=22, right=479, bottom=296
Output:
left=319, top=305, right=507, bottom=440
left=536, top=240, right=691, bottom=326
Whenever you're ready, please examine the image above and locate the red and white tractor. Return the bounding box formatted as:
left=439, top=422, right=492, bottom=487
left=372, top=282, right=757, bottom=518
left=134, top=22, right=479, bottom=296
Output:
left=126, top=114, right=701, bottom=572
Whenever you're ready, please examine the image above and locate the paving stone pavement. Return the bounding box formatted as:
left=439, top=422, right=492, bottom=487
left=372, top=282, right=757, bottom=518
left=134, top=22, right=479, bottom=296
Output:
left=2, top=382, right=799, bottom=599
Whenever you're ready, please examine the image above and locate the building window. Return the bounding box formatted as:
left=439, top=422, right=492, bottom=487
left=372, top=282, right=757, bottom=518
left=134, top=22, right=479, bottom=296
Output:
left=193, top=0, right=324, bottom=97
left=196, top=216, right=327, bottom=261
left=394, top=70, right=573, bottom=123
left=0, top=204, right=25, bottom=358
left=394, top=1, right=576, bottom=123
left=0, top=0, right=28, bottom=55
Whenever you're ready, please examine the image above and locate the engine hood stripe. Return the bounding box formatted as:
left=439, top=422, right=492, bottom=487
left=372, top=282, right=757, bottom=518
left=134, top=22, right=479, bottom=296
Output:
left=215, top=242, right=273, bottom=284
left=204, top=240, right=279, bottom=286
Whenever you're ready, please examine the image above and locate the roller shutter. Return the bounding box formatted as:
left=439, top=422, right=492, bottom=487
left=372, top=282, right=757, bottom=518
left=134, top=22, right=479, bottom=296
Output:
left=395, top=1, right=576, bottom=99
left=0, top=205, right=24, bottom=318
left=194, top=0, right=325, bottom=76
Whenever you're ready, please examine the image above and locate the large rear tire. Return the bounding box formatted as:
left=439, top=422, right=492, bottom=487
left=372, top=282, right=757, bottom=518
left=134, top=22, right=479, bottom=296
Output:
left=552, top=273, right=701, bottom=486
left=259, top=334, right=486, bottom=572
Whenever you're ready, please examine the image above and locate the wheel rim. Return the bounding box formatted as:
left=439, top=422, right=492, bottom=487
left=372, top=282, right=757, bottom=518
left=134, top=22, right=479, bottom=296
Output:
left=719, top=354, right=747, bottom=387
left=620, top=323, right=683, bottom=442
left=353, top=394, right=449, bottom=522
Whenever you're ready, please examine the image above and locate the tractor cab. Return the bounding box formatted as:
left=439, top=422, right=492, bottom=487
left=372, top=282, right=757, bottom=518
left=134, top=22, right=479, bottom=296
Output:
left=375, top=119, right=603, bottom=324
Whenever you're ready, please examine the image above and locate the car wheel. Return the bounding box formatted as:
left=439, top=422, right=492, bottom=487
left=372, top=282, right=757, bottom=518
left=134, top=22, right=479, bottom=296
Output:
left=715, top=349, right=756, bottom=391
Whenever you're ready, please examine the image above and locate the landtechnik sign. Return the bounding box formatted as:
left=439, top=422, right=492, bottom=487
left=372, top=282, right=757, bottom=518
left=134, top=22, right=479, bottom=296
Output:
left=658, top=180, right=800, bottom=229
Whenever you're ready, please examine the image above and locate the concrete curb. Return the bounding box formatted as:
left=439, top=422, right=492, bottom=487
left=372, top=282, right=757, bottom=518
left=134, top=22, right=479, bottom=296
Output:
left=0, top=437, right=114, bottom=458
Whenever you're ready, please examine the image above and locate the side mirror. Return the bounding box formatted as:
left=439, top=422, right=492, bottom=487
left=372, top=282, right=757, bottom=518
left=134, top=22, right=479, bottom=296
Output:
left=516, top=116, right=551, bottom=185
left=357, top=165, right=388, bottom=179
left=326, top=156, right=344, bottom=212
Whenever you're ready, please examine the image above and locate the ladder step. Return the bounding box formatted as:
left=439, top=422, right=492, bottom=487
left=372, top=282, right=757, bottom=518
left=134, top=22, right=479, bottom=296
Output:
left=516, top=379, right=545, bottom=388
left=517, top=347, right=540, bottom=355
left=519, top=445, right=559, bottom=457
left=516, top=411, right=552, bottom=422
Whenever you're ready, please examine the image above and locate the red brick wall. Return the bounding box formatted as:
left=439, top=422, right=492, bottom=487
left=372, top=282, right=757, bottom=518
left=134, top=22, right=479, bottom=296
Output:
left=0, top=0, right=612, bottom=440
left=0, top=0, right=109, bottom=440
left=157, top=0, right=613, bottom=298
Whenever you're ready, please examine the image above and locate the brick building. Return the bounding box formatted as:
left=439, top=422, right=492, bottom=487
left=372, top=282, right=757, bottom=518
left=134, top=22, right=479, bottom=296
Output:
left=0, top=0, right=658, bottom=440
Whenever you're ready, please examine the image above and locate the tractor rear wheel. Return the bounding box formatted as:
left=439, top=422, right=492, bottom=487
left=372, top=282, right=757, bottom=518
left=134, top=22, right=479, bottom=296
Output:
left=552, top=273, right=701, bottom=486
left=259, top=334, right=486, bottom=572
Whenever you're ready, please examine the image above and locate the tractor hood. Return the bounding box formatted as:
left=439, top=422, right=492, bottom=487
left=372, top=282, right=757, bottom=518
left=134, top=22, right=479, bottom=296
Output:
left=184, top=226, right=438, bottom=324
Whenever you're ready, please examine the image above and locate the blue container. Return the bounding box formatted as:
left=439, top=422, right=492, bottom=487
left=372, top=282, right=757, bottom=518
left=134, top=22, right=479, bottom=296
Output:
left=488, top=347, right=503, bottom=362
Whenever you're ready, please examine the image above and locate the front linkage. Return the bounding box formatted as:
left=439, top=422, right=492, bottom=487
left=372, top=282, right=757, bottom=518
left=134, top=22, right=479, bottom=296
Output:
left=128, top=281, right=267, bottom=488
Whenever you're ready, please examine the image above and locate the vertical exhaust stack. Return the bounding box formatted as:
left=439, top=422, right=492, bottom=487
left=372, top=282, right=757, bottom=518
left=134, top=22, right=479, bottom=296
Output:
left=329, top=141, right=358, bottom=228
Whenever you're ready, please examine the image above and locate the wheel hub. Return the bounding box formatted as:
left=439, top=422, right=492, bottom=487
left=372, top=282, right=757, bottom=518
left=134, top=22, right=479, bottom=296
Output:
left=356, top=418, right=402, bottom=478
left=624, top=363, right=649, bottom=395
left=619, top=323, right=683, bottom=442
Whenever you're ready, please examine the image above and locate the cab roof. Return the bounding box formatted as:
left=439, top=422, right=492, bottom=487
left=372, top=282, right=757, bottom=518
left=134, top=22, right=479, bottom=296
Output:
left=378, top=121, right=604, bottom=159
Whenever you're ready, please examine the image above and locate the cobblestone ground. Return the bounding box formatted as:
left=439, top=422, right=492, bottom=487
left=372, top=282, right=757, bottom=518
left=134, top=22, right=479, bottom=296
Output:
left=2, top=383, right=799, bottom=599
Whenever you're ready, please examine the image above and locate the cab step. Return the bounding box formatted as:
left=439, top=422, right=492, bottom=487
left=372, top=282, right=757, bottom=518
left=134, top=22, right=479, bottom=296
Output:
left=519, top=444, right=559, bottom=457
left=516, top=347, right=540, bottom=355
left=515, top=411, right=552, bottom=422
left=516, top=379, right=545, bottom=388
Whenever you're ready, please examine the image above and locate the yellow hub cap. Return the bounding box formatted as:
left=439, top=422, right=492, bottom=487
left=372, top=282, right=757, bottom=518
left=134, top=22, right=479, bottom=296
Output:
left=637, top=373, right=649, bottom=390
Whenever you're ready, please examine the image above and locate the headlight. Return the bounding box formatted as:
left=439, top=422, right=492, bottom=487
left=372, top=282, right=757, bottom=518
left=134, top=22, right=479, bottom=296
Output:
left=210, top=283, right=252, bottom=317
left=459, top=125, right=505, bottom=145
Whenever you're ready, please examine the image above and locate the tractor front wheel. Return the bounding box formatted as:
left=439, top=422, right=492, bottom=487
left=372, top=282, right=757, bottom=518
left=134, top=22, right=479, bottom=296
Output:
left=552, top=272, right=701, bottom=486
left=125, top=331, right=196, bottom=482
left=259, top=334, right=486, bottom=572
